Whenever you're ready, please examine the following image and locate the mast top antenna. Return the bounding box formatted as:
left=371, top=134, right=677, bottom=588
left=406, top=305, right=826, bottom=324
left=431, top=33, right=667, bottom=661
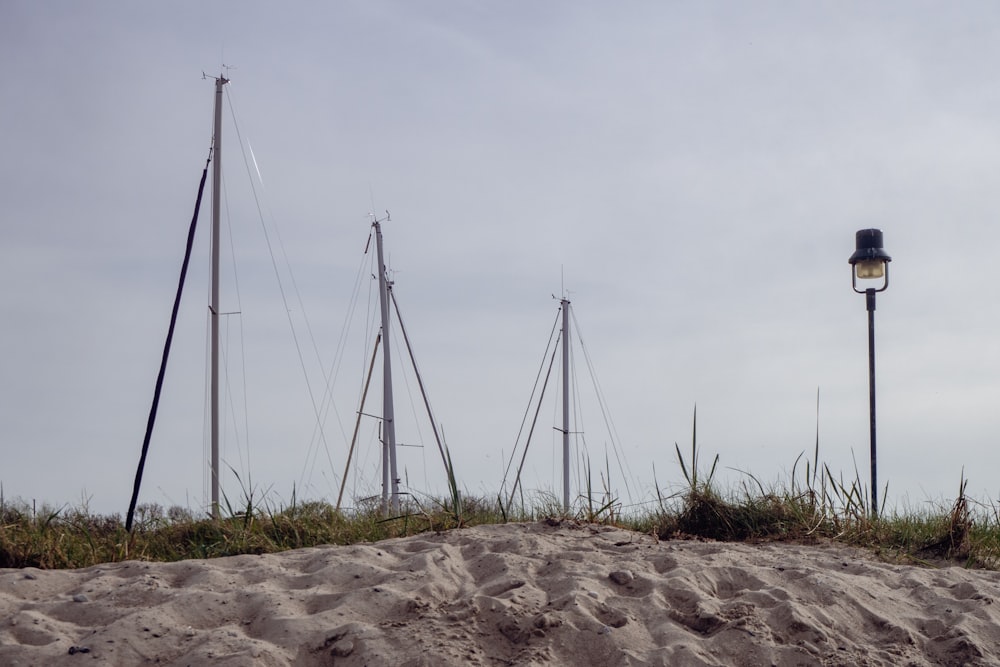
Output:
left=202, top=66, right=233, bottom=84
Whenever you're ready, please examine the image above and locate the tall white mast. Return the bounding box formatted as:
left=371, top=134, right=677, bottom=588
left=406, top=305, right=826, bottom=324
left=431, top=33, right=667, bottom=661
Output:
left=561, top=297, right=571, bottom=512
left=373, top=215, right=400, bottom=513
left=209, top=74, right=228, bottom=519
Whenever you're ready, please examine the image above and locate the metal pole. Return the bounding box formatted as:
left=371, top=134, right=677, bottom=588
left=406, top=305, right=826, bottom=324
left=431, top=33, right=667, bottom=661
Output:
left=561, top=298, right=570, bottom=513
left=866, top=288, right=878, bottom=517
left=336, top=333, right=380, bottom=511
left=390, top=290, right=449, bottom=473
left=209, top=74, right=227, bottom=520
left=373, top=218, right=399, bottom=514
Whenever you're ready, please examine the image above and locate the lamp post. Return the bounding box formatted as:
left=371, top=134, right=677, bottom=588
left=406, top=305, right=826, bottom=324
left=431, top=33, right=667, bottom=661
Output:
left=848, top=228, right=891, bottom=517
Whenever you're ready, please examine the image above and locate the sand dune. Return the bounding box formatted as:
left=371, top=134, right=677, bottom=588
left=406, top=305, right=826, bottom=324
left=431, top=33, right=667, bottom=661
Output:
left=2, top=520, right=999, bottom=666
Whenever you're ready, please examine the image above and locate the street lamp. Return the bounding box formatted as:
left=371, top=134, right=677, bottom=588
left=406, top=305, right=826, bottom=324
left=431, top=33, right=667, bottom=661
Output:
left=848, top=228, right=891, bottom=517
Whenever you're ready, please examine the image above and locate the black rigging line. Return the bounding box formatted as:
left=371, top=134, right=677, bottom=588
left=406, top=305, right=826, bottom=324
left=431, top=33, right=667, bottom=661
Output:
left=126, top=151, right=212, bottom=532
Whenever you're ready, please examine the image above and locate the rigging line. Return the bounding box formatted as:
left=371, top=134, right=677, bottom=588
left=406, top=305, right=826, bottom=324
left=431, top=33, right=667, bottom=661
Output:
left=202, top=278, right=214, bottom=509
left=314, top=241, right=380, bottom=492
left=570, top=308, right=637, bottom=503
left=575, top=328, right=633, bottom=505
left=202, top=169, right=217, bottom=509
left=354, top=247, right=384, bottom=471
left=328, top=241, right=374, bottom=410
left=126, top=151, right=212, bottom=533
left=569, top=336, right=599, bottom=507
left=390, top=321, right=429, bottom=481
left=392, top=320, right=423, bottom=436
left=585, top=367, right=634, bottom=505
left=225, top=169, right=252, bottom=480
left=361, top=249, right=380, bottom=377
left=506, top=326, right=562, bottom=514
left=336, top=332, right=381, bottom=510
left=225, top=87, right=331, bottom=402
left=227, top=87, right=330, bottom=390
left=325, top=257, right=382, bottom=497
left=500, top=308, right=562, bottom=493
left=303, top=241, right=378, bottom=494
left=300, top=247, right=371, bottom=490
left=364, top=245, right=380, bottom=380
left=220, top=160, right=250, bottom=480
left=569, top=336, right=586, bottom=498
left=220, top=316, right=251, bottom=483
left=219, top=318, right=240, bottom=475
left=224, top=87, right=341, bottom=492
left=390, top=290, right=449, bottom=474
left=551, top=344, right=562, bottom=496
left=323, top=245, right=373, bottom=433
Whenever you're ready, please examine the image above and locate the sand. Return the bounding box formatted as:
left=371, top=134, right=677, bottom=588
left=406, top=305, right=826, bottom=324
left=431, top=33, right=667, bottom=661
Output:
left=2, top=520, right=999, bottom=666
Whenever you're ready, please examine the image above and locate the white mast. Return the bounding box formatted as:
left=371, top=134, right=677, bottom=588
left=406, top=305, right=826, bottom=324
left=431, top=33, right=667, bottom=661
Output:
left=209, top=74, right=228, bottom=519
left=561, top=297, right=571, bottom=512
left=373, top=215, right=400, bottom=513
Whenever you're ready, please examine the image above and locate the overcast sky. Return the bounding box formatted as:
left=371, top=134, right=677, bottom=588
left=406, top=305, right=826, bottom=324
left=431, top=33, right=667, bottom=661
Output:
left=2, top=1, right=999, bottom=517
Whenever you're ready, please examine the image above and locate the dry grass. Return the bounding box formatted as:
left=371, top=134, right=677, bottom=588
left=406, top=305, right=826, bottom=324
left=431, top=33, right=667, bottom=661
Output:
left=3, top=411, right=999, bottom=569
left=2, top=480, right=999, bottom=570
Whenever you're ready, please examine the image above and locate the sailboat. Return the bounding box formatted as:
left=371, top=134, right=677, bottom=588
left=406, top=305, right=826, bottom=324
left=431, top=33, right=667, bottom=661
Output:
left=501, top=294, right=634, bottom=515
left=125, top=74, right=230, bottom=530
left=370, top=212, right=401, bottom=513
left=125, top=74, right=455, bottom=528
left=334, top=213, right=455, bottom=515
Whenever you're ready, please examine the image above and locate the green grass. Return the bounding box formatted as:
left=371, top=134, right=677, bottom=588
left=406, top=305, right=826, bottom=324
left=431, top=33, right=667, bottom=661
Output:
left=4, top=422, right=1000, bottom=569
left=3, top=480, right=1000, bottom=570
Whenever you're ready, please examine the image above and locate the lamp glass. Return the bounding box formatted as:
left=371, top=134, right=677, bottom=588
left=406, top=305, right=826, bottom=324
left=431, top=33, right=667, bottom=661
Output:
left=854, top=259, right=885, bottom=279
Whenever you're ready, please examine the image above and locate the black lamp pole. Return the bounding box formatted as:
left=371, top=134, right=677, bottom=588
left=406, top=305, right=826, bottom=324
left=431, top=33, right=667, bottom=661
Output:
left=849, top=229, right=891, bottom=518
left=865, top=287, right=878, bottom=515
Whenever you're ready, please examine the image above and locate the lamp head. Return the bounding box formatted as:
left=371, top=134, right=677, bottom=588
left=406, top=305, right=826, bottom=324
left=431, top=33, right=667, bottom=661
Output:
left=849, top=228, right=891, bottom=292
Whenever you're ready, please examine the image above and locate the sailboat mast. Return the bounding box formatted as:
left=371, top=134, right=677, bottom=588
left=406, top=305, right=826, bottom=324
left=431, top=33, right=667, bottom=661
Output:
left=209, top=74, right=228, bottom=519
left=373, top=217, right=400, bottom=513
left=561, top=297, right=571, bottom=512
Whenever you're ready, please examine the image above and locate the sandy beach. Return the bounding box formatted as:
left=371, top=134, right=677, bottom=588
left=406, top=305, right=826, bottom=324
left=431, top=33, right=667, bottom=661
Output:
left=2, top=520, right=999, bottom=666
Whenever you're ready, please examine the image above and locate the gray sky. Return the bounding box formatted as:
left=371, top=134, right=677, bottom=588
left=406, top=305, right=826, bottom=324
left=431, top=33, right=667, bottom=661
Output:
left=2, top=1, right=999, bottom=517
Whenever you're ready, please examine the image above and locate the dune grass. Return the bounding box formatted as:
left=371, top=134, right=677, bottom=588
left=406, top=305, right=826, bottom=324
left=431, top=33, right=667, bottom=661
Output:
left=3, top=431, right=1000, bottom=570
left=3, top=478, right=999, bottom=570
